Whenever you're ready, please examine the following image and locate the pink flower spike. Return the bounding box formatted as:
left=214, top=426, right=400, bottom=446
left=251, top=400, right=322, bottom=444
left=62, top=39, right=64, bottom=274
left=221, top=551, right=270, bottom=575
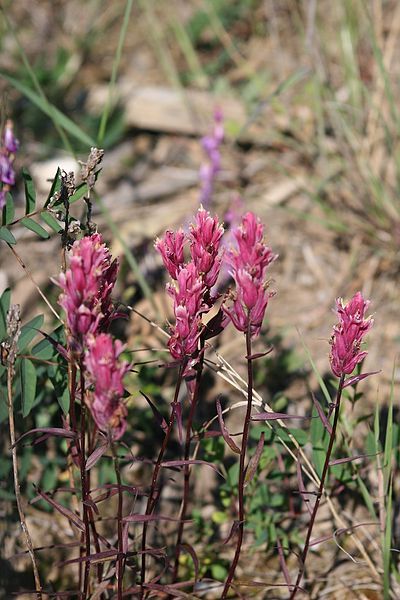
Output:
left=55, top=233, right=119, bottom=351
left=85, top=333, right=130, bottom=440
left=222, top=212, right=277, bottom=338
left=329, top=292, right=374, bottom=378
left=155, top=229, right=186, bottom=280
left=189, top=207, right=224, bottom=289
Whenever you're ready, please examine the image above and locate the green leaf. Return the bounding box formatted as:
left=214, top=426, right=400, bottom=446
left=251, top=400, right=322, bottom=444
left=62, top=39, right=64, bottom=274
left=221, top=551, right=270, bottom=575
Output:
left=40, top=211, right=62, bottom=233
left=2, top=192, right=15, bottom=225
left=22, top=168, right=36, bottom=214
left=69, top=181, right=89, bottom=204
left=48, top=362, right=70, bottom=414
left=20, top=217, right=50, bottom=239
left=18, top=315, right=44, bottom=350
left=0, top=288, right=11, bottom=341
left=20, top=358, right=37, bottom=417
left=0, top=226, right=16, bottom=245
left=0, top=71, right=95, bottom=148
left=44, top=168, right=62, bottom=208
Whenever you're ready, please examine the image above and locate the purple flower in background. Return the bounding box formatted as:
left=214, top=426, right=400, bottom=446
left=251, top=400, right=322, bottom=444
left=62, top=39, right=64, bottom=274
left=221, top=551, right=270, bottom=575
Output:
left=56, top=233, right=119, bottom=351
left=0, top=119, right=19, bottom=210
left=85, top=333, right=130, bottom=440
left=3, top=120, right=19, bottom=154
left=223, top=212, right=277, bottom=337
left=199, top=108, right=224, bottom=208
left=329, top=292, right=373, bottom=378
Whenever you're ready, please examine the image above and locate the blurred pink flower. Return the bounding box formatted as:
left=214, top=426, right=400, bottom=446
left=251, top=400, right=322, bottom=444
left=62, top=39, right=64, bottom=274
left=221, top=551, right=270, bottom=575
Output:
left=189, top=206, right=224, bottom=290
left=154, top=229, right=186, bottom=280
left=56, top=233, right=118, bottom=350
left=329, top=292, right=373, bottom=378
left=223, top=212, right=277, bottom=337
left=85, top=333, right=130, bottom=439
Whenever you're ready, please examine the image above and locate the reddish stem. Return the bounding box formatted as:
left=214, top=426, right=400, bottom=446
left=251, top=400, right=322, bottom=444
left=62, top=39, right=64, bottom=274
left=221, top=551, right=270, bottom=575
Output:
left=288, top=375, right=345, bottom=599
left=79, top=359, right=91, bottom=599
left=140, top=362, right=186, bottom=599
left=171, top=341, right=205, bottom=586
left=111, top=441, right=124, bottom=600
left=221, top=328, right=253, bottom=599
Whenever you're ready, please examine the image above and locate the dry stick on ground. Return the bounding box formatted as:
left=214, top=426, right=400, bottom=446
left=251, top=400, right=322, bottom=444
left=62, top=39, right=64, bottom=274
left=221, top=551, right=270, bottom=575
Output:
left=6, top=306, right=43, bottom=599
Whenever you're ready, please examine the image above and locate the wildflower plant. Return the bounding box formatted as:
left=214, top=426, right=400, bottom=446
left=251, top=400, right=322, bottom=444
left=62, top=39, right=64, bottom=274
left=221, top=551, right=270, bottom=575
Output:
left=1, top=118, right=391, bottom=600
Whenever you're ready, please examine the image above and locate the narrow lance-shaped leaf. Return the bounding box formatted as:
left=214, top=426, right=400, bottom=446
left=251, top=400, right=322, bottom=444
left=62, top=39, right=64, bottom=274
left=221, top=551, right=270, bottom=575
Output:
left=2, top=192, right=14, bottom=225
left=140, top=391, right=167, bottom=433
left=20, top=358, right=37, bottom=417
left=0, top=288, right=11, bottom=341
left=0, top=226, right=16, bottom=245
left=40, top=212, right=63, bottom=233
left=252, top=411, right=308, bottom=421
left=22, top=168, right=36, bottom=214
left=14, top=427, right=77, bottom=447
left=276, top=538, right=292, bottom=591
left=244, top=431, right=265, bottom=487
left=0, top=71, right=96, bottom=147
left=329, top=453, right=379, bottom=466
left=44, top=167, right=62, bottom=208
left=296, top=455, right=313, bottom=516
left=20, top=217, right=50, bottom=239
left=343, top=371, right=380, bottom=388
left=312, top=392, right=332, bottom=435
left=18, top=314, right=44, bottom=350
left=216, top=396, right=240, bottom=454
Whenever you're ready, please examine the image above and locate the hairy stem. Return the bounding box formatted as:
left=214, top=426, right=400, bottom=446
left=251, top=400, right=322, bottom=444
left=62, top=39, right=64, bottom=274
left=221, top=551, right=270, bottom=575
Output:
left=7, top=366, right=43, bottom=600
left=111, top=441, right=124, bottom=600
left=171, top=341, right=205, bottom=585
left=221, top=329, right=253, bottom=599
left=140, top=363, right=185, bottom=599
left=289, top=374, right=345, bottom=600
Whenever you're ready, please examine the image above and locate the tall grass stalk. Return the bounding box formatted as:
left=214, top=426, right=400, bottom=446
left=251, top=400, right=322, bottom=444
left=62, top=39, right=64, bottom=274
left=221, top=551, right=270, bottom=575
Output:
left=97, top=0, right=133, bottom=145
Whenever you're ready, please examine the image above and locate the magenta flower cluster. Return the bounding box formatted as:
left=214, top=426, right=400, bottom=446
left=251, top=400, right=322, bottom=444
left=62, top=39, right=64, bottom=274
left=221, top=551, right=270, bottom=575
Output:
left=57, top=233, right=118, bottom=349
left=329, top=291, right=373, bottom=378
left=223, top=212, right=277, bottom=337
left=199, top=108, right=224, bottom=208
left=57, top=233, right=128, bottom=439
left=85, top=334, right=130, bottom=439
left=0, top=120, right=19, bottom=209
left=155, top=207, right=224, bottom=369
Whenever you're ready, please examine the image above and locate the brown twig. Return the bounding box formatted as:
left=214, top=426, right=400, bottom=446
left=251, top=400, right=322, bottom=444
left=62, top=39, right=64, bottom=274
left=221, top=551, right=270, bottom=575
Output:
left=7, top=365, right=43, bottom=599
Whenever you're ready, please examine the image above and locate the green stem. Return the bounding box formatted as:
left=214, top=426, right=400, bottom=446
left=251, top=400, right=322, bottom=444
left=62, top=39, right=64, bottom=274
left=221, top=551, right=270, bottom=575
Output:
left=289, top=374, right=345, bottom=599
